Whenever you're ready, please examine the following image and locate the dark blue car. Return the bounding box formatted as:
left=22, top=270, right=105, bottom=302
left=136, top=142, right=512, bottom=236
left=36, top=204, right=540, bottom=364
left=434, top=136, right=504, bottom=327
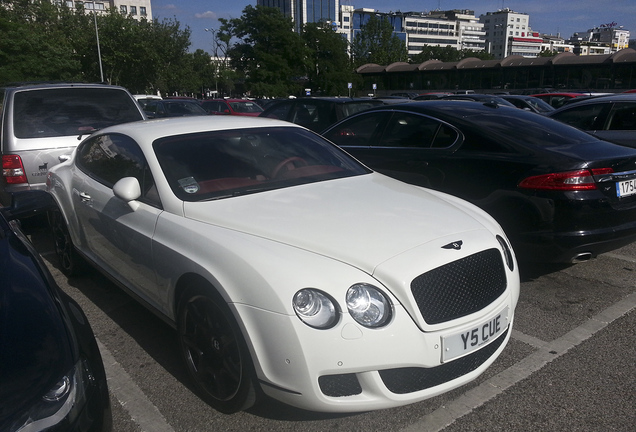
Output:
left=0, top=191, right=111, bottom=431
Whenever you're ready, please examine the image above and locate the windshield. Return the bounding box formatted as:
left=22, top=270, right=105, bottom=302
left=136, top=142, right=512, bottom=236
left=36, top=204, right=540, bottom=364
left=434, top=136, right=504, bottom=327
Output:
left=154, top=127, right=370, bottom=202
left=13, top=87, right=143, bottom=138
left=229, top=101, right=263, bottom=113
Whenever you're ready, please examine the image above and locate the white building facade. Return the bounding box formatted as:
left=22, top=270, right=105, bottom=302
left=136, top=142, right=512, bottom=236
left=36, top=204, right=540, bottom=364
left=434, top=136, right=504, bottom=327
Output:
left=480, top=8, right=536, bottom=59
left=57, top=1, right=152, bottom=20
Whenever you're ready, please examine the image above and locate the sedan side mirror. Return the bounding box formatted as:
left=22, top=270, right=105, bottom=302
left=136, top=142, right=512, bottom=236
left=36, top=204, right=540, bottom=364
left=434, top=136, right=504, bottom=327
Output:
left=113, top=177, right=141, bottom=211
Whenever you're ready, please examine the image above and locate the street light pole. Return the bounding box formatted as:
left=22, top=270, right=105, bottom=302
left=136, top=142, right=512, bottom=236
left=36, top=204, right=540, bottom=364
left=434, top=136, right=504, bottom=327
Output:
left=90, top=3, right=104, bottom=82
left=205, top=28, right=219, bottom=96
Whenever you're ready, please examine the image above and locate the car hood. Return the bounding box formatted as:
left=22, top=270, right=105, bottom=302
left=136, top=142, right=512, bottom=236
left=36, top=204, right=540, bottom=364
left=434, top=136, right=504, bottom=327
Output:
left=0, top=228, right=74, bottom=426
left=183, top=173, right=492, bottom=274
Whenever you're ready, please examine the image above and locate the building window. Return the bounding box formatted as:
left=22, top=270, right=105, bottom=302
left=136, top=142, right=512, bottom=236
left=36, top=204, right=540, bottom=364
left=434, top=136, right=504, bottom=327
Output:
left=344, top=16, right=349, bottom=22
left=130, top=6, right=137, bottom=15
left=140, top=6, right=147, bottom=16
left=120, top=5, right=127, bottom=14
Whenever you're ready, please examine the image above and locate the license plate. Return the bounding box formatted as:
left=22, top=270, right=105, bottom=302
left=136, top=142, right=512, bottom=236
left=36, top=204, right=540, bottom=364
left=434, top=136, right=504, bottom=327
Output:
left=616, top=179, right=636, bottom=198
left=441, top=306, right=509, bottom=363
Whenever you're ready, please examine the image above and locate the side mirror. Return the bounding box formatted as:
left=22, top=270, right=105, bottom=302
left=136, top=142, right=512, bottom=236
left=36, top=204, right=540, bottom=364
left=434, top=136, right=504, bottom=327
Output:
left=113, top=177, right=141, bottom=211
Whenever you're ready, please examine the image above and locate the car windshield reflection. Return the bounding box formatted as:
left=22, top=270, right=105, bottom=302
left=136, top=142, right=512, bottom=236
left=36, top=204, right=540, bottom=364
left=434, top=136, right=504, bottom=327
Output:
left=154, top=127, right=369, bottom=201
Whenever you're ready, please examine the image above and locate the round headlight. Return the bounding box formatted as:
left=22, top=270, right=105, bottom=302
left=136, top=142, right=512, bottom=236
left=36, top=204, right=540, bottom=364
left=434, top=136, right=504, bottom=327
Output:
left=293, top=289, right=338, bottom=329
left=346, top=284, right=392, bottom=328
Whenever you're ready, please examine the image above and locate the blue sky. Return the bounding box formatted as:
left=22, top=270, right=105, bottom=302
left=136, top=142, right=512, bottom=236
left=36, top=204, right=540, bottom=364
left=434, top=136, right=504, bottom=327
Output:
left=150, top=1, right=635, bottom=53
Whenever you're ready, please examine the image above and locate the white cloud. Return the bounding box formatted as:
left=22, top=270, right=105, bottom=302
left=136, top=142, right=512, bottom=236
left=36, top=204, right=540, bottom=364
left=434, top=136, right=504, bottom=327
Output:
left=195, top=11, right=218, bottom=20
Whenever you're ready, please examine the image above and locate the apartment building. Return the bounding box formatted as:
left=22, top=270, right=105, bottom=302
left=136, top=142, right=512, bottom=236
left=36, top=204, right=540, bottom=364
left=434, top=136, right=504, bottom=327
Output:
left=347, top=8, right=485, bottom=58
left=58, top=1, right=152, bottom=20
left=480, top=8, right=538, bottom=59
left=569, top=25, right=630, bottom=54
left=257, top=0, right=340, bottom=33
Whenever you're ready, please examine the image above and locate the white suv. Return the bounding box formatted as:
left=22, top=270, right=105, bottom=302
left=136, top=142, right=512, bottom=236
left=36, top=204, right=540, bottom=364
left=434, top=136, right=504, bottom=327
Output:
left=1, top=83, right=145, bottom=205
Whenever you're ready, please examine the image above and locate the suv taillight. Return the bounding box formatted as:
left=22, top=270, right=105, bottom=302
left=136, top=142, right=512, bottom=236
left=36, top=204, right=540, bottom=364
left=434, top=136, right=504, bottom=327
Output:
left=2, top=155, right=28, bottom=184
left=518, top=168, right=614, bottom=191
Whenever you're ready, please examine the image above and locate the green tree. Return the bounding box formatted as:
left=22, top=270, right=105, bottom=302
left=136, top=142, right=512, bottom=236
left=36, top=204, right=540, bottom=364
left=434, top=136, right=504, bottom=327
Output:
left=539, top=49, right=558, bottom=57
left=410, top=45, right=494, bottom=63
left=351, top=14, right=408, bottom=68
left=302, top=21, right=356, bottom=95
left=0, top=0, right=83, bottom=83
left=221, top=5, right=309, bottom=97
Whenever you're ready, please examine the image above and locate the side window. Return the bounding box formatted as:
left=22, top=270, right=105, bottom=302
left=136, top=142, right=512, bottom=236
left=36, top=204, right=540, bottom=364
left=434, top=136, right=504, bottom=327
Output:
left=76, top=134, right=160, bottom=207
left=552, top=104, right=606, bottom=130
left=432, top=124, right=460, bottom=148
left=203, top=101, right=223, bottom=113
left=262, top=102, right=291, bottom=120
left=323, top=112, right=389, bottom=147
left=607, top=103, right=636, bottom=130
left=379, top=112, right=443, bottom=148
left=144, top=101, right=158, bottom=115
left=291, top=102, right=320, bottom=128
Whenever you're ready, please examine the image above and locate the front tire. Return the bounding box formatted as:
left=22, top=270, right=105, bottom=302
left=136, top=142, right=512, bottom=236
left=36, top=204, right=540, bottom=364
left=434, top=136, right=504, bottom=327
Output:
left=177, top=285, right=257, bottom=413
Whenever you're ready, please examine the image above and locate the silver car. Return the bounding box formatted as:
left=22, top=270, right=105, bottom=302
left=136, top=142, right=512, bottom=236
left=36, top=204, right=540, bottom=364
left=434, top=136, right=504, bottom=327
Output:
left=1, top=83, right=145, bottom=205
left=547, top=93, right=636, bottom=148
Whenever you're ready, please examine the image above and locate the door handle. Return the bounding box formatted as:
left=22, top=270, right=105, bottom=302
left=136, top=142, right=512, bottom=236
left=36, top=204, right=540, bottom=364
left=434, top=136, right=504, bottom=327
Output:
left=79, top=192, right=91, bottom=202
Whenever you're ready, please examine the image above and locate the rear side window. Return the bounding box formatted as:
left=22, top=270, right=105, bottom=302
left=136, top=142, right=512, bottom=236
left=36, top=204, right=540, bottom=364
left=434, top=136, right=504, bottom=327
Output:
left=323, top=112, right=389, bottom=147
left=551, top=104, right=606, bottom=130
left=13, top=87, right=143, bottom=139
left=379, top=112, right=457, bottom=149
left=606, top=103, right=636, bottom=130
left=262, top=102, right=292, bottom=120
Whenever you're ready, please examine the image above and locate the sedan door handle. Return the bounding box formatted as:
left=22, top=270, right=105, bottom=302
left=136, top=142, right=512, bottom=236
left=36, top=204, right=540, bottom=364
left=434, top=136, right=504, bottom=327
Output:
left=79, top=192, right=91, bottom=202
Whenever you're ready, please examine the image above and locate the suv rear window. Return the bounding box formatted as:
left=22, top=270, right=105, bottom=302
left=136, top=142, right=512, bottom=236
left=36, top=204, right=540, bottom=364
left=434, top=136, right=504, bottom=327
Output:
left=13, top=87, right=144, bottom=138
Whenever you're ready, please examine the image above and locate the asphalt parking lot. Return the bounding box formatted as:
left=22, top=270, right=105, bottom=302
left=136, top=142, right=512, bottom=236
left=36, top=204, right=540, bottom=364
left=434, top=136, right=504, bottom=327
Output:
left=25, top=223, right=635, bottom=432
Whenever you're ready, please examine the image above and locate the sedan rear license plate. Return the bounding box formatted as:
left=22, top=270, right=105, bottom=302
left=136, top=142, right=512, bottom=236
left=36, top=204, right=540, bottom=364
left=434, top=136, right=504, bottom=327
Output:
left=616, top=179, right=636, bottom=198
left=441, top=306, right=509, bottom=363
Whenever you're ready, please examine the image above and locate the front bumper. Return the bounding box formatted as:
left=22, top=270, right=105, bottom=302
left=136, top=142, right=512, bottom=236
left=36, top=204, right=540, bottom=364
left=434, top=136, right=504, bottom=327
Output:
left=234, top=293, right=515, bottom=413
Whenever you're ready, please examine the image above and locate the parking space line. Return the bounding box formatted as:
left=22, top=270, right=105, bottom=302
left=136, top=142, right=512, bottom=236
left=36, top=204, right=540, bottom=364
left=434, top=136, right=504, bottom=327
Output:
left=604, top=252, right=636, bottom=264
left=399, top=291, right=636, bottom=432
left=97, top=340, right=176, bottom=432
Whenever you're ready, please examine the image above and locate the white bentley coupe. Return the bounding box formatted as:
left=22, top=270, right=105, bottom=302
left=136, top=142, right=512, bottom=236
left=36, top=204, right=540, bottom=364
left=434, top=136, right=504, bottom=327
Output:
left=46, top=116, right=520, bottom=413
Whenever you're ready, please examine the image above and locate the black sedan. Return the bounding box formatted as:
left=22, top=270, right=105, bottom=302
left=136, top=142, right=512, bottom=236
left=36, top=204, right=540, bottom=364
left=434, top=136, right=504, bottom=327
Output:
left=547, top=93, right=636, bottom=148
left=0, top=191, right=111, bottom=431
left=143, top=99, right=207, bottom=118
left=500, top=95, right=555, bottom=115
left=259, top=97, right=384, bottom=132
left=439, top=94, right=517, bottom=108
left=322, top=101, right=636, bottom=264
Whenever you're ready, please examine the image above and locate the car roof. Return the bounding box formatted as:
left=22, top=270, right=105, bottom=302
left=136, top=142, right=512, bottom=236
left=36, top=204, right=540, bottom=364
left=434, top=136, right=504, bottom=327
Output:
left=2, top=82, right=128, bottom=91
left=286, top=97, right=379, bottom=104
left=94, top=115, right=299, bottom=144
left=529, top=92, right=586, bottom=97
left=552, top=93, right=636, bottom=108
left=332, top=100, right=528, bottom=123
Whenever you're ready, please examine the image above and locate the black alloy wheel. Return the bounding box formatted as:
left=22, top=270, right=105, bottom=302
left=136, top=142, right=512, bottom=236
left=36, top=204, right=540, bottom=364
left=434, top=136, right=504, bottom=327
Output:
left=49, top=211, right=84, bottom=276
left=178, top=286, right=256, bottom=413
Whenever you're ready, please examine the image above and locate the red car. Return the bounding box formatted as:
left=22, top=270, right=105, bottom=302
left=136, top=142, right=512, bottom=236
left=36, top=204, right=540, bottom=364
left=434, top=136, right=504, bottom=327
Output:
left=201, top=99, right=264, bottom=117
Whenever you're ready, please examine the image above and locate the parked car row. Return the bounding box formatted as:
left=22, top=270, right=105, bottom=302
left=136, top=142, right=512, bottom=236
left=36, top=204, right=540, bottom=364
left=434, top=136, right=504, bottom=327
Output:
left=1, top=82, right=635, bottom=421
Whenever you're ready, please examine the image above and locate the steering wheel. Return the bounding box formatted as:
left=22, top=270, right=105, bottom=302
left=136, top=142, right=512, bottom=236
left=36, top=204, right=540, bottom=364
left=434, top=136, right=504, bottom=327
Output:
left=271, top=157, right=309, bottom=178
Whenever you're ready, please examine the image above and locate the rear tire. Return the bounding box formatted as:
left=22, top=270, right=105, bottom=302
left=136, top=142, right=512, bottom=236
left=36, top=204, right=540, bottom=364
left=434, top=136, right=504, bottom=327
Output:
left=49, top=211, right=85, bottom=276
left=177, top=285, right=257, bottom=413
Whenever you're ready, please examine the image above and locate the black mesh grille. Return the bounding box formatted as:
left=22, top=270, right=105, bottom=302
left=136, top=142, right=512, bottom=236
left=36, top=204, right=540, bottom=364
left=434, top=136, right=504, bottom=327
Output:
left=379, top=327, right=508, bottom=394
left=318, top=373, right=362, bottom=397
left=411, top=248, right=507, bottom=324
